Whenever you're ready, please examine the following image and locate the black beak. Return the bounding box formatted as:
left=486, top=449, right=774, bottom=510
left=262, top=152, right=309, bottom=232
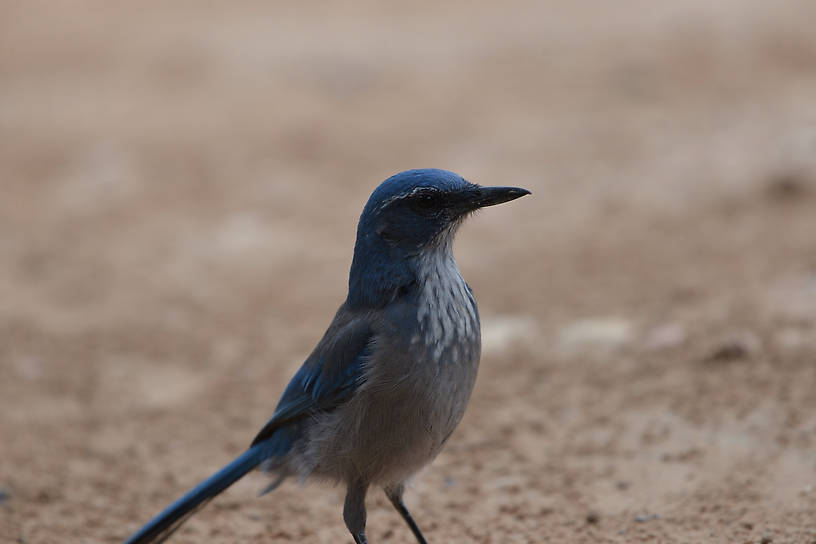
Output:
left=466, top=185, right=531, bottom=210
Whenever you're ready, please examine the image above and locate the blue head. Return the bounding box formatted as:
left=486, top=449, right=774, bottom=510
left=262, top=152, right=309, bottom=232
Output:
left=346, top=169, right=530, bottom=308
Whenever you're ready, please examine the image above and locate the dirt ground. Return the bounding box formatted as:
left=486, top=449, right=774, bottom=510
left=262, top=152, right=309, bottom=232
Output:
left=2, top=1, right=816, bottom=543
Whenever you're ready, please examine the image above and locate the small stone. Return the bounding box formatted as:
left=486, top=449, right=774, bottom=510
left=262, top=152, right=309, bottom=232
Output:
left=0, top=488, right=11, bottom=504
left=634, top=513, right=659, bottom=523
left=481, top=315, right=538, bottom=354
left=557, top=318, right=633, bottom=354
left=704, top=331, right=761, bottom=363
left=765, top=171, right=809, bottom=201
left=586, top=512, right=600, bottom=525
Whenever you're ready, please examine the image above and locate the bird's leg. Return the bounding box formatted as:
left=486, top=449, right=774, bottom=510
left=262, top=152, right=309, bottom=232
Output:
left=385, top=484, right=428, bottom=544
left=344, top=478, right=369, bottom=544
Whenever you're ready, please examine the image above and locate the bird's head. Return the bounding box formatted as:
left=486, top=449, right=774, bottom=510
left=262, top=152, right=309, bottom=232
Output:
left=347, top=169, right=530, bottom=307
left=357, top=169, right=530, bottom=253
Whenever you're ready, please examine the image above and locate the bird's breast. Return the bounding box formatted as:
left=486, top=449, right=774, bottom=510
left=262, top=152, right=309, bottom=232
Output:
left=414, top=254, right=480, bottom=365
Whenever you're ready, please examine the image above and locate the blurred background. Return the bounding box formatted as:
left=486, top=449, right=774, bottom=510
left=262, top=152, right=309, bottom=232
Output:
left=1, top=1, right=816, bottom=542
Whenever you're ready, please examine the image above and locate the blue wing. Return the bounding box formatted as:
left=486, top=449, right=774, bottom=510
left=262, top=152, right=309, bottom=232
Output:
left=250, top=312, right=374, bottom=447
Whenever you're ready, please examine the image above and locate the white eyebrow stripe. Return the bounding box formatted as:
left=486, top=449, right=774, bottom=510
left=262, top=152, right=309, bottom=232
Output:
left=377, top=187, right=441, bottom=210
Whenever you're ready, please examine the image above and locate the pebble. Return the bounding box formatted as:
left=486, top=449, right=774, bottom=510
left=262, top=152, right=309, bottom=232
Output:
left=704, top=331, right=761, bottom=363
left=481, top=315, right=538, bottom=354
left=557, top=318, right=633, bottom=354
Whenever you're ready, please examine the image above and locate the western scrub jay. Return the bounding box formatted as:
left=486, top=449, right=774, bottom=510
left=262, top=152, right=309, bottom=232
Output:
left=124, top=168, right=530, bottom=544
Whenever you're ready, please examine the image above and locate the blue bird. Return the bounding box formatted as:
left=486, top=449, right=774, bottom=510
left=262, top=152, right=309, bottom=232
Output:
left=124, top=169, right=530, bottom=544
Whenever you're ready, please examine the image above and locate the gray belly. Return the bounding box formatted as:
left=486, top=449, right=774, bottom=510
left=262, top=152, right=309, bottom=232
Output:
left=298, top=325, right=480, bottom=486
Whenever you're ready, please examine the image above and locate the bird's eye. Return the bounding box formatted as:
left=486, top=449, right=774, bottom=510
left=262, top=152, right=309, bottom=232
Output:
left=411, top=190, right=440, bottom=211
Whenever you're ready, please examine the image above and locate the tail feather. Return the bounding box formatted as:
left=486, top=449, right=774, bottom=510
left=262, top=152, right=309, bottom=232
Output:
left=125, top=445, right=267, bottom=544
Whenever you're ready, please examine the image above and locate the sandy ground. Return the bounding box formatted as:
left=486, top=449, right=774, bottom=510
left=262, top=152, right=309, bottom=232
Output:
left=2, top=1, right=816, bottom=543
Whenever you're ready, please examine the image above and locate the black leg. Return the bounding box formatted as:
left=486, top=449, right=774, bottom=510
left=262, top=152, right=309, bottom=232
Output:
left=385, top=485, right=428, bottom=544
left=344, top=479, right=369, bottom=544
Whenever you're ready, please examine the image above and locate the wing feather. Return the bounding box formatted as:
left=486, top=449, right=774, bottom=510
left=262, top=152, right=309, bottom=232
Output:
left=250, top=311, right=373, bottom=446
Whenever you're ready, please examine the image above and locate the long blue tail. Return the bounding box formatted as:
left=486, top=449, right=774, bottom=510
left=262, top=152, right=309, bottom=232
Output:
left=125, top=445, right=267, bottom=544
